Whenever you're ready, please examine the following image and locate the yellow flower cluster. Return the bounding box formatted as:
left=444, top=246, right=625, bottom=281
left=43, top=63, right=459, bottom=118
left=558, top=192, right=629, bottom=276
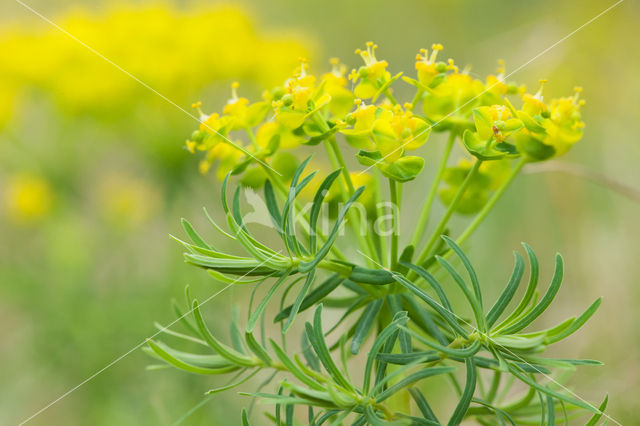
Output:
left=186, top=42, right=585, bottom=207
left=0, top=3, right=310, bottom=125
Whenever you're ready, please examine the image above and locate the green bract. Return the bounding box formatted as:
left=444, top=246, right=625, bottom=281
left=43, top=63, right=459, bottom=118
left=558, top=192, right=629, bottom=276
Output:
left=149, top=42, right=606, bottom=425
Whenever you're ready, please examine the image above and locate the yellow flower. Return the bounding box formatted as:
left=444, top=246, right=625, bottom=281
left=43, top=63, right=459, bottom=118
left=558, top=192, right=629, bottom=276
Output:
left=473, top=104, right=522, bottom=142
left=4, top=174, right=54, bottom=223
left=256, top=121, right=299, bottom=149
left=273, top=59, right=318, bottom=129
left=98, top=174, right=160, bottom=228
left=201, top=142, right=246, bottom=180
left=321, top=58, right=355, bottom=117
left=372, top=104, right=430, bottom=159
left=349, top=42, right=390, bottom=99
left=422, top=68, right=484, bottom=128
left=0, top=4, right=311, bottom=118
left=521, top=80, right=549, bottom=117
left=340, top=100, right=379, bottom=149
left=542, top=88, right=585, bottom=156
left=415, top=43, right=446, bottom=87
left=514, top=87, right=585, bottom=160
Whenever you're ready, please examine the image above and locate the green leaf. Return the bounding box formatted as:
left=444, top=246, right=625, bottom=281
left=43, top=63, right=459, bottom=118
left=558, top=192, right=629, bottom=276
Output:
left=387, top=294, right=411, bottom=353
left=585, top=395, right=608, bottom=426
left=507, top=365, right=598, bottom=413
left=192, top=299, right=257, bottom=367
left=275, top=274, right=344, bottom=322
left=356, top=150, right=425, bottom=182
left=404, top=327, right=481, bottom=358
left=546, top=298, right=601, bottom=344
left=393, top=273, right=468, bottom=338
left=301, top=332, right=321, bottom=372
left=362, top=311, right=409, bottom=393
left=269, top=339, right=323, bottom=390
left=436, top=255, right=486, bottom=331
left=376, top=367, right=455, bottom=403
left=181, top=218, right=213, bottom=249
left=396, top=245, right=415, bottom=275
left=441, top=236, right=483, bottom=307
left=264, top=180, right=283, bottom=233
left=401, top=262, right=453, bottom=312
left=298, top=186, right=365, bottom=273
left=205, top=369, right=260, bottom=395
left=401, top=293, right=450, bottom=345
left=230, top=308, right=245, bottom=353
left=146, top=340, right=239, bottom=375
left=462, top=129, right=512, bottom=161
left=499, top=254, right=564, bottom=335
left=409, top=388, right=440, bottom=423
left=247, top=272, right=294, bottom=333
left=283, top=270, right=316, bottom=333
left=350, top=298, right=383, bottom=354
left=308, top=169, right=342, bottom=252
left=245, top=332, right=273, bottom=366
left=448, top=358, right=477, bottom=426
left=305, top=305, right=354, bottom=391
left=486, top=252, right=525, bottom=328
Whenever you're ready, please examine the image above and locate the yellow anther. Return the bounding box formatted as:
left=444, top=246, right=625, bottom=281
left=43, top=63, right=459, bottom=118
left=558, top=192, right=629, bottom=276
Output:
left=366, top=41, right=374, bottom=47
left=231, top=81, right=240, bottom=89
left=191, top=101, right=202, bottom=109
left=431, top=43, right=443, bottom=51
left=574, top=86, right=583, bottom=93
left=329, top=57, right=339, bottom=65
left=355, top=48, right=361, bottom=54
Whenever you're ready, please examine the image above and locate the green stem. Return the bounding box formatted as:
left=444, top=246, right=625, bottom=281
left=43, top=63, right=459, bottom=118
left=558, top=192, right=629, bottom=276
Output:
left=373, top=170, right=388, bottom=267
left=322, top=133, right=378, bottom=266
left=414, top=159, right=483, bottom=267
left=389, top=179, right=399, bottom=269
left=328, top=136, right=356, bottom=195
left=411, top=132, right=456, bottom=247
left=383, top=89, right=398, bottom=106
left=454, top=157, right=527, bottom=248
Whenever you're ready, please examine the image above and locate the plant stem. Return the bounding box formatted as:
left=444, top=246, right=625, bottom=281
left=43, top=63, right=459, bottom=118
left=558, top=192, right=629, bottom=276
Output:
left=383, top=89, right=398, bottom=106
left=454, top=156, right=527, bottom=248
left=328, top=136, right=356, bottom=195
left=372, top=170, right=387, bottom=266
left=323, top=134, right=378, bottom=266
left=389, top=179, right=399, bottom=269
left=411, top=132, right=456, bottom=247
left=414, top=159, right=483, bottom=268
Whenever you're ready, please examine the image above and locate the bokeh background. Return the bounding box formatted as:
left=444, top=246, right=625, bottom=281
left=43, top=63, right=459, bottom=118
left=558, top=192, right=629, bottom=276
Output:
left=1, top=0, right=638, bottom=424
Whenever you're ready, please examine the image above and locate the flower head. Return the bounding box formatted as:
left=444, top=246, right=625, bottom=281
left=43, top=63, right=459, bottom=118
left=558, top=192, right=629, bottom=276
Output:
left=349, top=42, right=391, bottom=99
left=415, top=43, right=447, bottom=87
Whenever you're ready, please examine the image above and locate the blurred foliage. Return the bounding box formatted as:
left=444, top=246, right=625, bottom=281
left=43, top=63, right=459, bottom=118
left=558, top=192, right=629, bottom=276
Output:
left=1, top=0, right=639, bottom=425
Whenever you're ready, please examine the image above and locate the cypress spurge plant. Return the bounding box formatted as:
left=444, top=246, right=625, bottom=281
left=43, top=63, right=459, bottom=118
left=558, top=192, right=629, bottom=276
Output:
left=146, top=43, right=608, bottom=424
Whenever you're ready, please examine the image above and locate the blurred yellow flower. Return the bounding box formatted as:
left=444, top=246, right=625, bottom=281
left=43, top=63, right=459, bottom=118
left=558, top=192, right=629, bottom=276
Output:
left=4, top=174, right=54, bottom=223
left=98, top=174, right=160, bottom=228
left=0, top=3, right=311, bottom=116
